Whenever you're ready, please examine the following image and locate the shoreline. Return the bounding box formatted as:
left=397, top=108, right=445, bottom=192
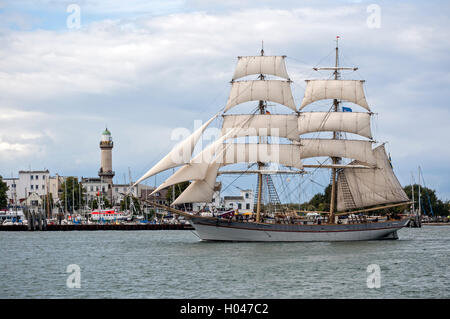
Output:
left=0, top=223, right=194, bottom=231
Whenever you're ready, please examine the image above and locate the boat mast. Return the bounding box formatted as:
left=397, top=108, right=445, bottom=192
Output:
left=256, top=41, right=265, bottom=223
left=172, top=168, right=175, bottom=207
left=100, top=176, right=104, bottom=210
left=418, top=166, right=421, bottom=217
left=64, top=177, right=67, bottom=217
left=411, top=172, right=415, bottom=214
left=72, top=178, right=75, bottom=215
left=13, top=173, right=17, bottom=218
left=78, top=179, right=82, bottom=218
left=46, top=175, right=50, bottom=219
left=329, top=36, right=340, bottom=224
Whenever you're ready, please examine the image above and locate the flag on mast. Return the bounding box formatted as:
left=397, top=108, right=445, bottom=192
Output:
left=342, top=106, right=352, bottom=112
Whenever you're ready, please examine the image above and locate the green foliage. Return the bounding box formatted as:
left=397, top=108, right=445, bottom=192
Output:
left=59, top=177, right=85, bottom=212
left=88, top=196, right=110, bottom=210
left=403, top=184, right=449, bottom=216
left=291, top=183, right=449, bottom=217
left=295, top=184, right=332, bottom=212
left=166, top=181, right=190, bottom=203
left=0, top=176, right=8, bottom=209
left=147, top=209, right=156, bottom=220
left=120, top=195, right=141, bottom=213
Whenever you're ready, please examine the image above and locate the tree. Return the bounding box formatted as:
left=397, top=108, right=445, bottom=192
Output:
left=120, top=195, right=141, bottom=213
left=88, top=196, right=110, bottom=210
left=403, top=184, right=449, bottom=216
left=298, top=184, right=449, bottom=217
left=146, top=208, right=156, bottom=220
left=0, top=176, right=8, bottom=209
left=166, top=181, right=190, bottom=203
left=59, top=177, right=85, bottom=213
left=300, top=184, right=332, bottom=212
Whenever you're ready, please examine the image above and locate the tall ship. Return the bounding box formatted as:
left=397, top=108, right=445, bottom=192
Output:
left=135, top=38, right=411, bottom=241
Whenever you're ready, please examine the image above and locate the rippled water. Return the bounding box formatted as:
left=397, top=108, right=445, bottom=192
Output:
left=1, top=226, right=449, bottom=298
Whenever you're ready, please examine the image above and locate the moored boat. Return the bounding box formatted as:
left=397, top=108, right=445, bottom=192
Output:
left=89, top=209, right=131, bottom=222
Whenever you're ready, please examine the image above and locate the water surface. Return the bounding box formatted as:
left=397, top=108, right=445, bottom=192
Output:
left=0, top=226, right=449, bottom=298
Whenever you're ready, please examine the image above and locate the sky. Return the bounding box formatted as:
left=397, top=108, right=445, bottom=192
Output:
left=0, top=0, right=449, bottom=201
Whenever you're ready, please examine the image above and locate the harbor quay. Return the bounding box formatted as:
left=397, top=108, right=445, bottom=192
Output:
left=0, top=223, right=194, bottom=231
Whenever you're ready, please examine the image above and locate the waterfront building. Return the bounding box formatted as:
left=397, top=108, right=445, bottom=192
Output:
left=112, top=183, right=148, bottom=205
left=223, top=189, right=254, bottom=213
left=24, top=192, right=43, bottom=208
left=140, top=187, right=169, bottom=214
left=18, top=170, right=50, bottom=199
left=3, top=170, right=64, bottom=205
left=81, top=177, right=153, bottom=207
left=81, top=177, right=105, bottom=199
left=3, top=170, right=50, bottom=203
left=3, top=177, right=18, bottom=205
left=48, top=174, right=64, bottom=202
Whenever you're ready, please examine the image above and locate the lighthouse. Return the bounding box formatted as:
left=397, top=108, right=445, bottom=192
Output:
left=98, top=128, right=115, bottom=204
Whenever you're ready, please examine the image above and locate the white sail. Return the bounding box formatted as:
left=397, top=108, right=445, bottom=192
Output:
left=336, top=145, right=409, bottom=211
left=232, top=56, right=290, bottom=80
left=153, top=142, right=303, bottom=193
left=222, top=114, right=299, bottom=141
left=172, top=164, right=221, bottom=205
left=300, top=80, right=370, bottom=111
left=299, top=139, right=376, bottom=166
left=133, top=115, right=217, bottom=186
left=151, top=129, right=235, bottom=194
left=152, top=163, right=208, bottom=194
left=225, top=80, right=297, bottom=112
left=298, top=112, right=372, bottom=139
left=220, top=143, right=303, bottom=169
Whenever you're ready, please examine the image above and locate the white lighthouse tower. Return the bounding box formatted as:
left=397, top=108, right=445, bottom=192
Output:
left=98, top=128, right=115, bottom=204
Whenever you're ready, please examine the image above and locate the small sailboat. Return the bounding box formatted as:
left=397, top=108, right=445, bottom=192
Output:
left=135, top=38, right=411, bottom=241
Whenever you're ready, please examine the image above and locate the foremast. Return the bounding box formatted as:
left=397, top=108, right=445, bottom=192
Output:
left=256, top=43, right=266, bottom=223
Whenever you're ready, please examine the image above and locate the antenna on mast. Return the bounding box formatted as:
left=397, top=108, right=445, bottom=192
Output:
left=335, top=35, right=340, bottom=80
left=261, top=40, right=264, bottom=56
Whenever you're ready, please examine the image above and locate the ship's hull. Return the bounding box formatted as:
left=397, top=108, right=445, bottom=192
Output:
left=189, top=217, right=408, bottom=242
